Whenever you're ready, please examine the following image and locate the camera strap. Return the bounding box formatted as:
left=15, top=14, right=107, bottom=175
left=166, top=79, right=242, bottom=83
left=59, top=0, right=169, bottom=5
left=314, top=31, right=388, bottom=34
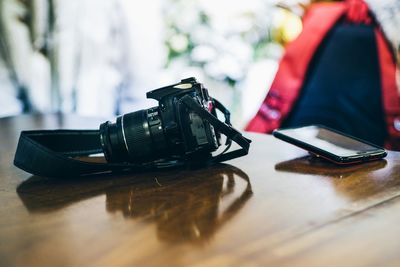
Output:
left=13, top=129, right=159, bottom=178
left=181, top=95, right=252, bottom=163
left=14, top=98, right=251, bottom=178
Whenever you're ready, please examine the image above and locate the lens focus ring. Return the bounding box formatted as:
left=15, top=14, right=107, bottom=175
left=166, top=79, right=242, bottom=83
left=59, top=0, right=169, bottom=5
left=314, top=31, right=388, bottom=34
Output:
left=122, top=110, right=153, bottom=161
left=100, top=107, right=167, bottom=163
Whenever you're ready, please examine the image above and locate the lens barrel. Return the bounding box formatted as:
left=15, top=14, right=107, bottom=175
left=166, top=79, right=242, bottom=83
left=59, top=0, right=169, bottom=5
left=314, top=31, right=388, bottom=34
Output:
left=99, top=107, right=167, bottom=163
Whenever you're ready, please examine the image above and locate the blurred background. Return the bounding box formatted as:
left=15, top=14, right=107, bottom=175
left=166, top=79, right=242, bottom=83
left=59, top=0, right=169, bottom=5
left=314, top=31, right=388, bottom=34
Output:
left=0, top=0, right=305, bottom=127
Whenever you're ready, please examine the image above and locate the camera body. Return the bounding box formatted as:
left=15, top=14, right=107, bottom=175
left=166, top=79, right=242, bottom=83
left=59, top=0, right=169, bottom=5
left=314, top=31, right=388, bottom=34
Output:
left=100, top=78, right=220, bottom=164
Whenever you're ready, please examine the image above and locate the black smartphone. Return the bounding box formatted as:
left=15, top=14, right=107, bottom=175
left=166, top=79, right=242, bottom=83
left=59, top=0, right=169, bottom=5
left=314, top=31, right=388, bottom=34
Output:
left=272, top=125, right=387, bottom=165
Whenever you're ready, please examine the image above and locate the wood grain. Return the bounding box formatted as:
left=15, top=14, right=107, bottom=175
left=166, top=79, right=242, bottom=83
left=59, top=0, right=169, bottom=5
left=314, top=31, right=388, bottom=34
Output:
left=0, top=114, right=399, bottom=267
left=252, top=196, right=400, bottom=267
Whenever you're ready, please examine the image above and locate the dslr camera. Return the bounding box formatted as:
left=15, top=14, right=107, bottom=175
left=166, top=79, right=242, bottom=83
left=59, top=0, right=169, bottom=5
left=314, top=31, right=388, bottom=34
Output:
left=99, top=77, right=251, bottom=167
left=14, top=78, right=251, bottom=178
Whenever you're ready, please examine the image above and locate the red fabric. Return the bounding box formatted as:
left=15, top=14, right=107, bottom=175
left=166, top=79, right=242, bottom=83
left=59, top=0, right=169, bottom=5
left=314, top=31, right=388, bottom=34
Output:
left=375, top=28, right=400, bottom=150
left=245, top=0, right=400, bottom=150
left=346, top=0, right=371, bottom=24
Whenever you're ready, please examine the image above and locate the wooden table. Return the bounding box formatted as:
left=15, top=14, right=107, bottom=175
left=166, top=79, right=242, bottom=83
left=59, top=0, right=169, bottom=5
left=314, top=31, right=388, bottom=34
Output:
left=1, top=114, right=400, bottom=267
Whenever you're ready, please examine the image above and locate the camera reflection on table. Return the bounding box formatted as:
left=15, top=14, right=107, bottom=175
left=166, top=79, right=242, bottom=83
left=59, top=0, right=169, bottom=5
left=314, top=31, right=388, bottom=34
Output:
left=17, top=164, right=252, bottom=244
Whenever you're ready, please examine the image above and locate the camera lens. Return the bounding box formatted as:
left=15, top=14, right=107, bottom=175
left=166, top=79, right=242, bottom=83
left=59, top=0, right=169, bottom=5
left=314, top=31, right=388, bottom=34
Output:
left=99, top=107, right=168, bottom=163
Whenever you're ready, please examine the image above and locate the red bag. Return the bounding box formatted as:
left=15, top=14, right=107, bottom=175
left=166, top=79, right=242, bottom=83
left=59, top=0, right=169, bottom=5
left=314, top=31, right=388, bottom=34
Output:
left=245, top=0, right=400, bottom=150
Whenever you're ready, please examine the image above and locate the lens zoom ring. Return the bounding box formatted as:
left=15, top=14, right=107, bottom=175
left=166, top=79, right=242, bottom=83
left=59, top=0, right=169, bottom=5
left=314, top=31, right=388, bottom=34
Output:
left=123, top=111, right=153, bottom=160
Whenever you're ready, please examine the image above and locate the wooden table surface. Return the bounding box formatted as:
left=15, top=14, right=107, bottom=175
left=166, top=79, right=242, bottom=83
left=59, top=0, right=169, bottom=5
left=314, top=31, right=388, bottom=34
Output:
left=1, top=114, right=400, bottom=267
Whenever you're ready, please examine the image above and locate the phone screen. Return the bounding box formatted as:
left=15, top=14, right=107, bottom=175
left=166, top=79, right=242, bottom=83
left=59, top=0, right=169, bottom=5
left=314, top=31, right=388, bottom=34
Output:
left=274, top=126, right=384, bottom=157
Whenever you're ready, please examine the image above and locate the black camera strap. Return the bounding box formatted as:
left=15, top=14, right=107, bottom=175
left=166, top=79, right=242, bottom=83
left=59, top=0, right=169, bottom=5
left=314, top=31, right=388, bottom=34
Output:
left=14, top=98, right=251, bottom=178
left=181, top=95, right=251, bottom=163
left=14, top=130, right=156, bottom=178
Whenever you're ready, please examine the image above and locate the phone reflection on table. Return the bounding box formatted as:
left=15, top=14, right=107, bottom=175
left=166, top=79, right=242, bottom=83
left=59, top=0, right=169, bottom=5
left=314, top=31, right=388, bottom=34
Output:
left=275, top=155, right=387, bottom=178
left=17, top=164, right=252, bottom=244
left=274, top=155, right=394, bottom=201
